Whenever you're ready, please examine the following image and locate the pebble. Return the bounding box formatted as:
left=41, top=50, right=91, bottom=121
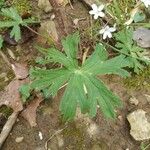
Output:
left=15, top=137, right=24, bottom=143
left=129, top=97, right=139, bottom=106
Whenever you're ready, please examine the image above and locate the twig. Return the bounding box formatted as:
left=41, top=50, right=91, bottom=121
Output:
left=45, top=126, right=67, bottom=150
left=25, top=25, right=60, bottom=48
left=0, top=112, right=19, bottom=149
left=69, top=0, right=74, bottom=9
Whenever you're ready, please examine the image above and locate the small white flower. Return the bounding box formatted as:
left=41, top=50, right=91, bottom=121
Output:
left=141, top=0, right=150, bottom=8
left=89, top=4, right=105, bottom=19
left=38, top=131, right=43, bottom=140
left=99, top=25, right=116, bottom=40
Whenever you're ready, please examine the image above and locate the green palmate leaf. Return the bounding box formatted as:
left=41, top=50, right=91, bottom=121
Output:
left=28, top=32, right=130, bottom=120
left=0, top=7, right=37, bottom=42
left=114, top=28, right=149, bottom=74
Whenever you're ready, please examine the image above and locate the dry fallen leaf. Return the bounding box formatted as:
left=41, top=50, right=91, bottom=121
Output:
left=11, top=63, right=29, bottom=80
left=0, top=79, right=29, bottom=112
left=21, top=96, right=43, bottom=127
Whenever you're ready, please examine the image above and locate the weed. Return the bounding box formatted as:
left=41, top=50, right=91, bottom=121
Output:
left=0, top=7, right=38, bottom=43
left=114, top=28, right=149, bottom=74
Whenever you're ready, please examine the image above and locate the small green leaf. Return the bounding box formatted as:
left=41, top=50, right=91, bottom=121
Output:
left=19, top=84, right=31, bottom=102
left=10, top=24, right=21, bottom=42
left=133, top=12, right=146, bottom=23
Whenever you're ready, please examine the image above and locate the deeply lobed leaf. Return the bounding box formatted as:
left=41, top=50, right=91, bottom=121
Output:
left=24, top=32, right=130, bottom=120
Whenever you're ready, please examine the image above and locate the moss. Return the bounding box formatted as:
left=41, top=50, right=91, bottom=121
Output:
left=12, top=0, right=31, bottom=15
left=0, top=106, right=13, bottom=118
left=124, top=66, right=150, bottom=90
left=62, top=122, right=86, bottom=149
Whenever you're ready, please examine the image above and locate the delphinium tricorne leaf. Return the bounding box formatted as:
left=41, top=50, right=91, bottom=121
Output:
left=29, top=32, right=130, bottom=120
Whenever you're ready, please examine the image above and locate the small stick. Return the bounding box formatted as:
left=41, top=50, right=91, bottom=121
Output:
left=0, top=112, right=19, bottom=149
left=45, top=126, right=67, bottom=150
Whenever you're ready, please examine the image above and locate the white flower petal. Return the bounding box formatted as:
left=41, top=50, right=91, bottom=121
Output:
left=109, top=27, right=116, bottom=32
left=94, top=14, right=99, bottom=19
left=98, top=12, right=105, bottom=18
left=103, top=32, right=108, bottom=40
left=91, top=4, right=98, bottom=11
left=107, top=32, right=112, bottom=38
left=89, top=10, right=96, bottom=15
left=98, top=4, right=104, bottom=11
left=99, top=28, right=105, bottom=34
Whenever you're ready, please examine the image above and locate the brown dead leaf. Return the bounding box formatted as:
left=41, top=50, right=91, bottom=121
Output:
left=11, top=63, right=29, bottom=80
left=0, top=79, right=29, bottom=112
left=21, top=96, right=43, bottom=127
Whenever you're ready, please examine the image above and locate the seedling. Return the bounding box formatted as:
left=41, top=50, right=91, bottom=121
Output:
left=0, top=7, right=38, bottom=42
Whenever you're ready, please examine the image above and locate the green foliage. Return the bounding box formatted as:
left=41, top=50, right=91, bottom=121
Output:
left=23, top=32, right=130, bottom=121
left=124, top=66, right=150, bottom=90
left=140, top=142, right=150, bottom=150
left=133, top=12, right=146, bottom=23
left=0, top=0, right=5, bottom=9
left=0, top=35, right=3, bottom=48
left=19, top=84, right=31, bottom=102
left=0, top=7, right=37, bottom=42
left=12, top=0, right=31, bottom=15
left=106, top=0, right=136, bottom=25
left=114, top=28, right=149, bottom=74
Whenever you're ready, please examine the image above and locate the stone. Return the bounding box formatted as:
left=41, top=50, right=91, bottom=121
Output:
left=127, top=109, right=150, bottom=141
left=15, top=137, right=24, bottom=143
left=133, top=28, right=150, bottom=48
left=38, top=0, right=52, bottom=13
left=38, top=21, right=58, bottom=44
left=129, top=97, right=139, bottom=106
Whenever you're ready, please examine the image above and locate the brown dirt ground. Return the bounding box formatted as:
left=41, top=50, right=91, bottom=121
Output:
left=0, top=0, right=150, bottom=150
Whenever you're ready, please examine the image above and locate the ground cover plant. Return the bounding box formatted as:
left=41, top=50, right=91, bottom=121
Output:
left=0, top=7, right=37, bottom=45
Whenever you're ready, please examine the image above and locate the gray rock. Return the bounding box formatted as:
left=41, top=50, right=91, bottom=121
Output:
left=127, top=109, right=150, bottom=141
left=38, top=0, right=52, bottom=13
left=133, top=28, right=150, bottom=48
